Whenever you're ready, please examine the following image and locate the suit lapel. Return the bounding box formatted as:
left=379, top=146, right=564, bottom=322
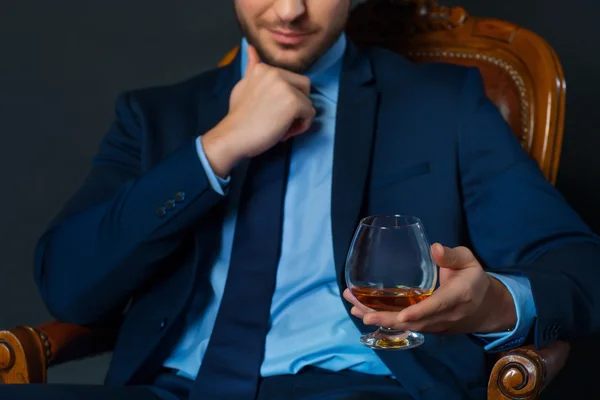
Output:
left=331, top=43, right=379, bottom=283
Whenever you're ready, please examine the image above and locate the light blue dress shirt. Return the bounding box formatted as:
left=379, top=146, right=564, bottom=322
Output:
left=163, top=34, right=537, bottom=380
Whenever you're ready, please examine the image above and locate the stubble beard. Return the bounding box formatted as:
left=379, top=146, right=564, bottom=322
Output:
left=236, top=15, right=346, bottom=74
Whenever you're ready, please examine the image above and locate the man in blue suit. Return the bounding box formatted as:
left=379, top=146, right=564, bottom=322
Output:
left=4, top=0, right=600, bottom=399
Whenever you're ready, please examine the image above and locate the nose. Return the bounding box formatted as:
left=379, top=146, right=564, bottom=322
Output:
left=272, top=0, right=306, bottom=24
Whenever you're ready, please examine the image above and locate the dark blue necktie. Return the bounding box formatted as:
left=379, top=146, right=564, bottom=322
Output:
left=191, top=141, right=292, bottom=400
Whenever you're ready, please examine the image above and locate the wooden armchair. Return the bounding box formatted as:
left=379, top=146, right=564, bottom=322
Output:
left=0, top=1, right=573, bottom=399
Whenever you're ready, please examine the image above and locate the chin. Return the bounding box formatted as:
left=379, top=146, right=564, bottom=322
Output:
left=262, top=48, right=317, bottom=73
left=270, top=58, right=309, bottom=73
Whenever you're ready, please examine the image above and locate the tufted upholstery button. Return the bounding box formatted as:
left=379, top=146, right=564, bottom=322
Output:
left=160, top=318, right=168, bottom=330
left=156, top=206, right=167, bottom=218
left=174, top=192, right=186, bottom=202
left=165, top=199, right=176, bottom=211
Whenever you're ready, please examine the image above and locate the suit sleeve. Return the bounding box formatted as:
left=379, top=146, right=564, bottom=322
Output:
left=457, top=68, right=600, bottom=349
left=34, top=92, right=225, bottom=325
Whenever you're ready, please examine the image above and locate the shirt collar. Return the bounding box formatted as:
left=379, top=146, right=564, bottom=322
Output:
left=240, top=33, right=346, bottom=103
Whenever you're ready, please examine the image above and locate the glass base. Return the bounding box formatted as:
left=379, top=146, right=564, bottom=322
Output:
left=360, top=328, right=424, bottom=350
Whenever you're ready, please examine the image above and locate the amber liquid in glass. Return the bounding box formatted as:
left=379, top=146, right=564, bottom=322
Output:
left=350, top=286, right=432, bottom=312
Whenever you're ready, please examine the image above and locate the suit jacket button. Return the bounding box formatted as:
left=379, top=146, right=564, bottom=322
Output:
left=156, top=206, right=167, bottom=218
left=160, top=318, right=168, bottom=330
left=174, top=192, right=185, bottom=202
left=165, top=199, right=176, bottom=211
left=552, top=326, right=561, bottom=335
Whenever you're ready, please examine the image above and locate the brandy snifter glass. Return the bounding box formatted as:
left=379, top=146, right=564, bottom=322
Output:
left=345, top=215, right=437, bottom=350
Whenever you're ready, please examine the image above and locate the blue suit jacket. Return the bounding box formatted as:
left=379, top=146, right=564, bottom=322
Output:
left=34, top=42, right=600, bottom=399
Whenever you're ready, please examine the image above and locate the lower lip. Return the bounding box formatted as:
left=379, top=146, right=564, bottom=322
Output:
left=269, top=30, right=309, bottom=45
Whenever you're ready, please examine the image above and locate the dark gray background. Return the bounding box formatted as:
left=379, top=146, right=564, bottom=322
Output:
left=1, top=0, right=597, bottom=396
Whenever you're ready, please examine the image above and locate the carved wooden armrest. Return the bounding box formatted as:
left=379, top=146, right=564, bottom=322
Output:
left=0, top=321, right=119, bottom=384
left=488, top=340, right=570, bottom=399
